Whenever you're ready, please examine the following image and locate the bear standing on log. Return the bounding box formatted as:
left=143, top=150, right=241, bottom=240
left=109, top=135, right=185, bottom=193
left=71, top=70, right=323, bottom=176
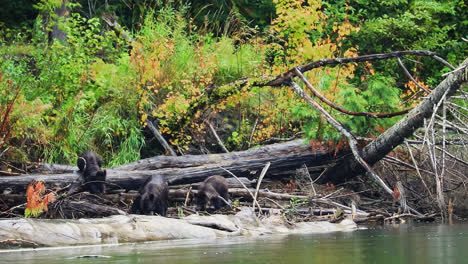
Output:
left=77, top=151, right=107, bottom=194
left=196, top=175, right=230, bottom=211
left=131, top=175, right=169, bottom=216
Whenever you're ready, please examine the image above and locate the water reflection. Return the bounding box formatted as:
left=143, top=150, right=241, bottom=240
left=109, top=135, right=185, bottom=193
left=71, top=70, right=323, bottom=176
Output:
left=2, top=223, right=468, bottom=264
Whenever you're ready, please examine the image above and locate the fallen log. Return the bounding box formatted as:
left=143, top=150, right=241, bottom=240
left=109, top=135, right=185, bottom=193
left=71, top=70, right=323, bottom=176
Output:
left=25, top=139, right=324, bottom=174
left=320, top=58, right=468, bottom=184
left=0, top=140, right=338, bottom=193
left=115, top=139, right=327, bottom=171
left=0, top=212, right=357, bottom=248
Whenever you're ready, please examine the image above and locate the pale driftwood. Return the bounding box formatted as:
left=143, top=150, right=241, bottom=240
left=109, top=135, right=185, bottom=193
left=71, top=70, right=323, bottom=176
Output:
left=0, top=212, right=357, bottom=248
left=116, top=139, right=330, bottom=171
left=230, top=188, right=307, bottom=200
left=252, top=162, right=270, bottom=210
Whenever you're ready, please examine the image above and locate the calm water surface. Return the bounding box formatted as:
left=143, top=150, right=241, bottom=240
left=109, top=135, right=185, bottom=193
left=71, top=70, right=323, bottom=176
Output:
left=2, top=223, right=468, bottom=264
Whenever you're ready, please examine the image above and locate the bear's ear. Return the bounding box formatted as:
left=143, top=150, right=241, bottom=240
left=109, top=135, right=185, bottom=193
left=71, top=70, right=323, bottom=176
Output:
left=77, top=156, right=87, bottom=171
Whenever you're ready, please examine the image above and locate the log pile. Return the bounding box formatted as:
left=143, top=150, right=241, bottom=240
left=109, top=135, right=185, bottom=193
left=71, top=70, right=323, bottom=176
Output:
left=0, top=139, right=339, bottom=193
left=0, top=138, right=441, bottom=224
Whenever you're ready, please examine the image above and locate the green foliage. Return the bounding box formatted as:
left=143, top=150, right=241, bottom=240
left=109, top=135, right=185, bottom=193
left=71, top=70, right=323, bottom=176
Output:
left=337, top=74, right=402, bottom=136
left=1, top=10, right=142, bottom=165
left=177, top=207, right=185, bottom=218
left=284, top=197, right=308, bottom=218
left=350, top=0, right=467, bottom=86
left=0, top=0, right=466, bottom=165
left=131, top=8, right=265, bottom=149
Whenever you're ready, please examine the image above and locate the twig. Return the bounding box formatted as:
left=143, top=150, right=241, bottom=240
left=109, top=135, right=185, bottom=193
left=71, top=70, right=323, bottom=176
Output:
left=184, top=186, right=192, bottom=207
left=219, top=166, right=262, bottom=212
left=383, top=156, right=436, bottom=176
left=260, top=131, right=305, bottom=144
left=248, top=118, right=258, bottom=148
left=302, top=164, right=316, bottom=196
left=384, top=213, right=435, bottom=221
left=441, top=64, right=467, bottom=77
left=0, top=146, right=9, bottom=158
left=397, top=57, right=431, bottom=93
left=414, top=135, right=468, bottom=167
left=423, top=89, right=451, bottom=218
left=262, top=197, right=285, bottom=210
left=0, top=202, right=26, bottom=216
left=252, top=162, right=271, bottom=213
left=404, top=141, right=432, bottom=196
left=205, top=120, right=229, bottom=153
left=322, top=187, right=344, bottom=199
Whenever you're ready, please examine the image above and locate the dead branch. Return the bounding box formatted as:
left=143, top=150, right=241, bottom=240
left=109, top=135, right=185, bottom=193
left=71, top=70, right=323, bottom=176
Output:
left=291, top=72, right=394, bottom=195
left=397, top=57, right=431, bottom=94
left=298, top=64, right=411, bottom=117
left=268, top=50, right=453, bottom=86
left=146, top=118, right=177, bottom=156
left=322, top=57, right=468, bottom=184
left=252, top=162, right=270, bottom=212
left=205, top=120, right=229, bottom=153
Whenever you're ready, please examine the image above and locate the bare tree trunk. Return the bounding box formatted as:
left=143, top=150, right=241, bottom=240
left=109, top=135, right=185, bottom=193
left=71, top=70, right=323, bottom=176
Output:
left=49, top=0, right=68, bottom=42
left=319, top=58, right=468, bottom=184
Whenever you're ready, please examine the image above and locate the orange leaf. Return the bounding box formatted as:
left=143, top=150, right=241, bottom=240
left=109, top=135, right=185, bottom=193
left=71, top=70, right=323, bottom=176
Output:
left=393, top=186, right=400, bottom=201
left=42, top=192, right=56, bottom=212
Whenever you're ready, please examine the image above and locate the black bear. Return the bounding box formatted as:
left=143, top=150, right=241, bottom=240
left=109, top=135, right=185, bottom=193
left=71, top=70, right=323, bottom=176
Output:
left=77, top=151, right=106, bottom=194
left=131, top=175, right=169, bottom=216
left=197, top=175, right=230, bottom=211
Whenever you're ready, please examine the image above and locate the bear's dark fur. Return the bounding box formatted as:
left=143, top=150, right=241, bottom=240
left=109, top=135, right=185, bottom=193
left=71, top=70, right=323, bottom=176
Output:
left=77, top=151, right=106, bottom=194
left=131, top=175, right=169, bottom=216
left=197, top=175, right=229, bottom=211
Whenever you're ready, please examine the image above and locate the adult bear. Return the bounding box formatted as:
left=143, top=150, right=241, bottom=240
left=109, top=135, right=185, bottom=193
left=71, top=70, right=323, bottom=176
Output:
left=131, top=175, right=169, bottom=216
left=196, top=175, right=230, bottom=211
left=77, top=151, right=106, bottom=194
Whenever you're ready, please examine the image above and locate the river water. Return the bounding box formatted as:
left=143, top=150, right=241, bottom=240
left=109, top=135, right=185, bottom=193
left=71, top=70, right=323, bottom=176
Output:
left=2, top=223, right=468, bottom=264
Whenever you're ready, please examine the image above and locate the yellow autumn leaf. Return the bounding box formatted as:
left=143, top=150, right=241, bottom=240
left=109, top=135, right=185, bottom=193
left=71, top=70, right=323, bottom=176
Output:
left=141, top=113, right=148, bottom=123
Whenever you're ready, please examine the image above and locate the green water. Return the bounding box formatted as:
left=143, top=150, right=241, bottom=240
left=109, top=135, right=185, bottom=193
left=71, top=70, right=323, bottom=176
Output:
left=2, top=223, right=468, bottom=264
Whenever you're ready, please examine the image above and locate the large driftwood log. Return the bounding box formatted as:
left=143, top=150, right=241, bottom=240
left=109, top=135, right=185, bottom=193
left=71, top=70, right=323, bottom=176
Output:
left=0, top=213, right=357, bottom=248
left=116, top=139, right=321, bottom=170
left=320, top=58, right=468, bottom=184
left=0, top=140, right=338, bottom=193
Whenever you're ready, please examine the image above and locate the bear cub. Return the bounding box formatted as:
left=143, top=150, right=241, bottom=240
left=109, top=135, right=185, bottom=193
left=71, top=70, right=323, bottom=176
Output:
left=197, top=175, right=230, bottom=211
left=131, top=175, right=169, bottom=216
left=77, top=151, right=107, bottom=194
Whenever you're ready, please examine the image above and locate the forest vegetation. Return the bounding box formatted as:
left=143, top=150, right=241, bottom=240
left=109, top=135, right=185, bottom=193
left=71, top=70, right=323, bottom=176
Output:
left=0, top=0, right=467, bottom=222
